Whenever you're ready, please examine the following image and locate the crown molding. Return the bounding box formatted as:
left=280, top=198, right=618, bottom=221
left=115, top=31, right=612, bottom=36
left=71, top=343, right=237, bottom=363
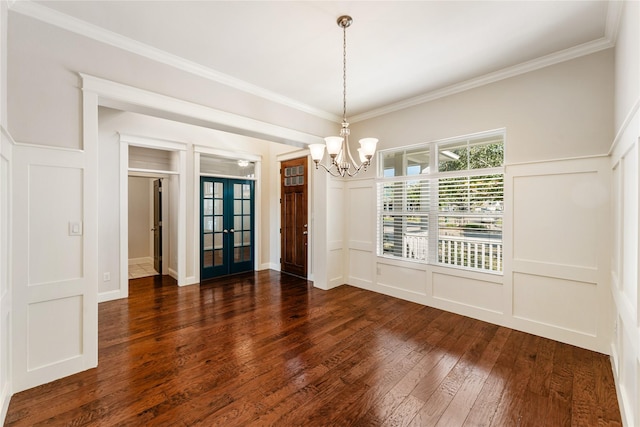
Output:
left=8, top=0, right=341, bottom=123
left=351, top=36, right=615, bottom=123
left=10, top=0, right=621, bottom=126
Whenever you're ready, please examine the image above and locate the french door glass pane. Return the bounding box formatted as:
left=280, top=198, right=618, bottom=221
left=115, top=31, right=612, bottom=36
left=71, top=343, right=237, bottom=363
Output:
left=214, top=182, right=223, bottom=198
left=203, top=234, right=213, bottom=250
left=203, top=217, right=213, bottom=233
left=203, top=250, right=213, bottom=267
left=214, top=249, right=223, bottom=266
left=203, top=182, right=213, bottom=198
left=203, top=199, right=213, bottom=215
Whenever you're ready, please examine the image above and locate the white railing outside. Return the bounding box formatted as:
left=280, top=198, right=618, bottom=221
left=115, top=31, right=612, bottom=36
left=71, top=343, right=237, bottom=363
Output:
left=403, top=233, right=502, bottom=272
left=403, top=232, right=428, bottom=260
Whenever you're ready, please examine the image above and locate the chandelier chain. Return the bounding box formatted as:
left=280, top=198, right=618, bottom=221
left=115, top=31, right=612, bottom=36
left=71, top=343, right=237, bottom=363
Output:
left=342, top=22, right=347, bottom=123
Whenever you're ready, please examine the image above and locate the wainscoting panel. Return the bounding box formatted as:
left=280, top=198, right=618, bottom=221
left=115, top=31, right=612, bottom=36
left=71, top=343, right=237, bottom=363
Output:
left=432, top=271, right=502, bottom=314
left=0, top=127, right=14, bottom=423
left=28, top=165, right=84, bottom=286
left=348, top=249, right=373, bottom=287
left=27, top=296, right=83, bottom=370
left=376, top=260, right=427, bottom=297
left=12, top=140, right=98, bottom=393
left=513, top=272, right=597, bottom=335
left=620, top=144, right=638, bottom=310
left=346, top=183, right=374, bottom=247
left=512, top=171, right=600, bottom=269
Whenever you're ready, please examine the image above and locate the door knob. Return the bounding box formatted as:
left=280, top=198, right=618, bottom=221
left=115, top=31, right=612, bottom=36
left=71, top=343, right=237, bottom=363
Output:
left=223, top=229, right=228, bottom=233
left=230, top=229, right=235, bottom=233
left=303, top=231, right=308, bottom=235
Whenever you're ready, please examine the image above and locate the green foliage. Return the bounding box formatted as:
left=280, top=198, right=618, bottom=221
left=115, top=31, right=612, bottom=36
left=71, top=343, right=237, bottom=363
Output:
left=438, top=142, right=504, bottom=172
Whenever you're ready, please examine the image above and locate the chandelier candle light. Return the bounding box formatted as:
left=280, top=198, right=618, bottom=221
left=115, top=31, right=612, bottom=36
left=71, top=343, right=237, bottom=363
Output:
left=309, top=15, right=378, bottom=177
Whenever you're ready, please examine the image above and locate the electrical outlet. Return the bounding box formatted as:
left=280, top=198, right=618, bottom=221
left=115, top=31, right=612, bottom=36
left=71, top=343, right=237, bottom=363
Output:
left=103, top=272, right=111, bottom=282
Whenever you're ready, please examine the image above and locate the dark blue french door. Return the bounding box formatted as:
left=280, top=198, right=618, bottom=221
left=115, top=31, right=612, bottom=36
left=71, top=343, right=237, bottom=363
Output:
left=201, top=177, right=254, bottom=280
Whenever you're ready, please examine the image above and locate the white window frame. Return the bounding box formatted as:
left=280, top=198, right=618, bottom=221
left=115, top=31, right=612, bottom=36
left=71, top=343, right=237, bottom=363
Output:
left=376, top=129, right=505, bottom=274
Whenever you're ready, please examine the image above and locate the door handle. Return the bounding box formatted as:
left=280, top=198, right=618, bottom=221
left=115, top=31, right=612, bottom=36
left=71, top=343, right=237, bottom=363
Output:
left=223, top=229, right=229, bottom=233
left=303, top=231, right=308, bottom=235
left=230, top=229, right=235, bottom=233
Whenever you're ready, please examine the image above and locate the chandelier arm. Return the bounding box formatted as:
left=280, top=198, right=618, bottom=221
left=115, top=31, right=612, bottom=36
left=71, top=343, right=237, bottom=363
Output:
left=343, top=136, right=360, bottom=169
left=315, top=161, right=344, bottom=177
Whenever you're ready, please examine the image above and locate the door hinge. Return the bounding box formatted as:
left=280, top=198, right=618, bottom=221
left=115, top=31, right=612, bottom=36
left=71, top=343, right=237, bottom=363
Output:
left=280, top=258, right=282, bottom=263
left=158, top=186, right=162, bottom=192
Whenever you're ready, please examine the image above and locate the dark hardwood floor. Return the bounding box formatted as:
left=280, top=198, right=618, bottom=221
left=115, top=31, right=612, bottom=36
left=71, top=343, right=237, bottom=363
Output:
left=6, top=270, right=622, bottom=426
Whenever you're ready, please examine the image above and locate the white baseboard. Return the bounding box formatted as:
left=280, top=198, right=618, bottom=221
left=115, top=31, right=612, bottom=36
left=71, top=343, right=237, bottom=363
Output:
left=128, top=257, right=152, bottom=266
left=98, top=289, right=126, bottom=303
left=0, top=381, right=12, bottom=427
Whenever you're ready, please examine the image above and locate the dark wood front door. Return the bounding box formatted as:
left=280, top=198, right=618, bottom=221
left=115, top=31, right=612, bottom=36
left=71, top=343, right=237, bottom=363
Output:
left=281, top=157, right=308, bottom=277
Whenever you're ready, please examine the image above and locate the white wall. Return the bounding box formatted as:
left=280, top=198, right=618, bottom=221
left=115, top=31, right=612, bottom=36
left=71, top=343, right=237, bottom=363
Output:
left=6, top=11, right=334, bottom=150
left=610, top=2, right=640, bottom=426
left=128, top=177, right=152, bottom=260
left=345, top=49, right=614, bottom=354
left=98, top=107, right=298, bottom=298
left=0, top=2, right=12, bottom=420
left=0, top=128, right=13, bottom=425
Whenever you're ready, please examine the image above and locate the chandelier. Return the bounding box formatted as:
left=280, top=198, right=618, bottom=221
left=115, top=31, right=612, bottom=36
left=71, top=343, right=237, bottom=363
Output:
left=309, top=15, right=378, bottom=177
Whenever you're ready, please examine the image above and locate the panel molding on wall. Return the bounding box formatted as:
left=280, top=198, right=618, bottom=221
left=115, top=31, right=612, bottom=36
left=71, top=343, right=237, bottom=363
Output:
left=346, top=181, right=375, bottom=289
left=0, top=127, right=14, bottom=423
left=11, top=141, right=98, bottom=392
left=609, top=97, right=640, bottom=427
left=344, top=155, right=611, bottom=354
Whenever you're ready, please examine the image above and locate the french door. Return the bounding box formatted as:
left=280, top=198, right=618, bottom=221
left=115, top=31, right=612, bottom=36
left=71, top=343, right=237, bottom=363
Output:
left=201, top=177, right=254, bottom=280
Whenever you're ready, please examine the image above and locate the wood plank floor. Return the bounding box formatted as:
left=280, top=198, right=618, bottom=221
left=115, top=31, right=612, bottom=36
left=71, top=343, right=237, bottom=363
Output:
left=6, top=270, right=622, bottom=426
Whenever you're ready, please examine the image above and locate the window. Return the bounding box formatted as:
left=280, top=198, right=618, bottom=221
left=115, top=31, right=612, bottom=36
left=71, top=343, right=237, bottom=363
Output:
left=377, top=131, right=504, bottom=273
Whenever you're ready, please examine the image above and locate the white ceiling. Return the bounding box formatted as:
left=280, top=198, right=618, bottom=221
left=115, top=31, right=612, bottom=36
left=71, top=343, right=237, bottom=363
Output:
left=23, top=1, right=619, bottom=121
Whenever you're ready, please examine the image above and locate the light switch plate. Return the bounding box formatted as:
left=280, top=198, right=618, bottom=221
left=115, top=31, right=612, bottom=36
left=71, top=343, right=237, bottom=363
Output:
left=69, top=221, right=83, bottom=236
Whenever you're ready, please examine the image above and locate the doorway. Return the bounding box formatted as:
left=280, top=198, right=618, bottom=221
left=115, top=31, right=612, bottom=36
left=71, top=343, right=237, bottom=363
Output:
left=280, top=157, right=308, bottom=278
left=128, top=175, right=168, bottom=279
left=200, top=177, right=255, bottom=280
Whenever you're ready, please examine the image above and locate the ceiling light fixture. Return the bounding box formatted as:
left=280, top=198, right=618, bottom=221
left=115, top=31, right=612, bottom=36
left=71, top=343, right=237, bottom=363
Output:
left=309, top=15, right=378, bottom=177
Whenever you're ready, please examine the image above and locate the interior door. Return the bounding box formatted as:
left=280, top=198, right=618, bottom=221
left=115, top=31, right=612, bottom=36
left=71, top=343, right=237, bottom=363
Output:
left=201, top=177, right=254, bottom=280
left=280, top=157, right=308, bottom=277
left=153, top=179, right=162, bottom=274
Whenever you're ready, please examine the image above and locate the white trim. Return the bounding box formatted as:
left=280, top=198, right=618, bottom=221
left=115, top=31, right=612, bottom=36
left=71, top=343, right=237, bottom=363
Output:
left=97, top=289, right=124, bottom=303
left=276, top=149, right=310, bottom=162
left=352, top=37, right=616, bottom=123
left=81, top=73, right=323, bottom=147
left=9, top=0, right=339, bottom=123
left=194, top=145, right=261, bottom=162
left=609, top=98, right=640, bottom=156
left=120, top=133, right=187, bottom=152
left=10, top=1, right=621, bottom=125
left=127, top=169, right=177, bottom=177
left=118, top=133, right=190, bottom=288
